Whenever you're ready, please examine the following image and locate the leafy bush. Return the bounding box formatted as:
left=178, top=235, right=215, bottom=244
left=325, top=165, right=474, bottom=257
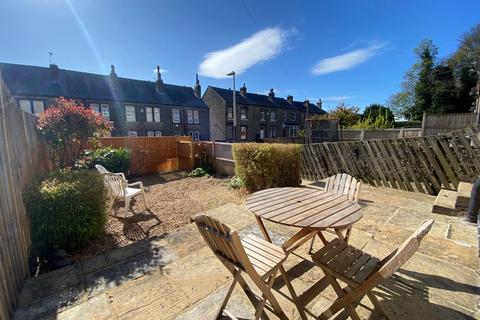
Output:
left=23, top=170, right=107, bottom=256
left=188, top=167, right=210, bottom=177
left=37, top=97, right=112, bottom=169
left=77, top=147, right=131, bottom=174
left=233, top=143, right=302, bottom=192
left=226, top=176, right=244, bottom=189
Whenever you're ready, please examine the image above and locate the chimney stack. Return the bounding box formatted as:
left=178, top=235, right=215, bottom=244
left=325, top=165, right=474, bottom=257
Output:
left=317, top=98, right=323, bottom=110
left=304, top=99, right=310, bottom=107
left=110, top=65, right=117, bottom=78
left=239, top=83, right=247, bottom=97
left=268, top=88, right=275, bottom=101
left=49, top=63, right=59, bottom=78
left=155, top=65, right=163, bottom=92
left=194, top=73, right=201, bottom=98
left=287, top=95, right=293, bottom=103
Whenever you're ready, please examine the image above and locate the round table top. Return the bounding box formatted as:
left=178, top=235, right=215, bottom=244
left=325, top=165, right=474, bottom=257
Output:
left=246, top=187, right=363, bottom=230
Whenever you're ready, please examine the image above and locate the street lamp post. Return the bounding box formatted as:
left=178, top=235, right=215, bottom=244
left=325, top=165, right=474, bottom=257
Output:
left=226, top=71, right=237, bottom=141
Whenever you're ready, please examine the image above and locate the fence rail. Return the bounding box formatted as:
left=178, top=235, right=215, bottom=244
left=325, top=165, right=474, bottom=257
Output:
left=0, top=77, right=50, bottom=319
left=302, top=127, right=480, bottom=194
left=340, top=128, right=422, bottom=141
left=99, top=136, right=192, bottom=175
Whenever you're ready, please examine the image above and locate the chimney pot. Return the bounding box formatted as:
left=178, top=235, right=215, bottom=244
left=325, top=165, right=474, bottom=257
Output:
left=49, top=63, right=59, bottom=78
left=287, top=95, right=293, bottom=103
left=268, top=88, right=275, bottom=101
left=239, top=83, right=247, bottom=97
left=317, top=99, right=323, bottom=110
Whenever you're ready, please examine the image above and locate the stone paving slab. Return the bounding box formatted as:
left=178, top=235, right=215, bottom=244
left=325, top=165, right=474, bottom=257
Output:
left=13, top=185, right=480, bottom=320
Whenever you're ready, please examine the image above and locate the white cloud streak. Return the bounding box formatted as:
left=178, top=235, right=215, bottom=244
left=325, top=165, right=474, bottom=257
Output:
left=311, top=42, right=387, bottom=76
left=321, top=96, right=352, bottom=102
left=199, top=27, right=289, bottom=79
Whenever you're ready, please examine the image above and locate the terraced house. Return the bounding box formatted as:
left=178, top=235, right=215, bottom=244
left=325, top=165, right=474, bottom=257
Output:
left=203, top=85, right=326, bottom=141
left=0, top=63, right=209, bottom=140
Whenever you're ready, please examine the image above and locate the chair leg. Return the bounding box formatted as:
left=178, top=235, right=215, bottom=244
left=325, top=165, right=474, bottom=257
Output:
left=344, top=227, right=352, bottom=243
left=279, top=266, right=308, bottom=320
left=367, top=291, right=389, bottom=319
left=254, top=268, right=278, bottom=320
left=214, top=270, right=241, bottom=320
left=142, top=190, right=148, bottom=210
left=125, top=197, right=130, bottom=213
left=308, top=235, right=315, bottom=254
left=324, top=273, right=361, bottom=320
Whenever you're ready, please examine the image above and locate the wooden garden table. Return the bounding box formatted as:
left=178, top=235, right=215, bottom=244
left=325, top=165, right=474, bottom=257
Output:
left=246, top=187, right=363, bottom=251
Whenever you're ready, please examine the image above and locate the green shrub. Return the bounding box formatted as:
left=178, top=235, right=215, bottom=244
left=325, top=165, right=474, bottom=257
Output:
left=23, top=170, right=107, bottom=256
left=226, top=176, right=244, bottom=189
left=188, top=167, right=210, bottom=177
left=77, top=147, right=131, bottom=174
left=232, top=143, right=302, bottom=192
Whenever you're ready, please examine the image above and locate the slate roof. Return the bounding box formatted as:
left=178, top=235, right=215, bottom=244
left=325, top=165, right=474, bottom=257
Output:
left=0, top=63, right=207, bottom=108
left=207, top=86, right=325, bottom=114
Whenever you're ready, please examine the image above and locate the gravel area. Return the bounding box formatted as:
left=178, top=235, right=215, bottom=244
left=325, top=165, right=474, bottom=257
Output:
left=72, top=172, right=246, bottom=261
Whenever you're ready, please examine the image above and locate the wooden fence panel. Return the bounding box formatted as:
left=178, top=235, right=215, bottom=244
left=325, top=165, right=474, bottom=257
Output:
left=301, top=127, right=480, bottom=195
left=0, top=77, right=49, bottom=319
left=422, top=113, right=479, bottom=136
left=99, top=136, right=192, bottom=175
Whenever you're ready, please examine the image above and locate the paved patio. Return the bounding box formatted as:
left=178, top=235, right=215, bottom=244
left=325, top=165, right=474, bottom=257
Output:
left=14, top=183, right=479, bottom=320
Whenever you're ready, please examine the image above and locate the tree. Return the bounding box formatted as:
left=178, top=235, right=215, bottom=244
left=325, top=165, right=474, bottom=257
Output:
left=362, top=104, right=395, bottom=123
left=37, top=97, right=112, bottom=169
left=431, top=64, right=458, bottom=113
left=413, top=39, right=438, bottom=120
left=387, top=91, right=414, bottom=120
left=326, top=103, right=361, bottom=128
left=457, top=65, right=477, bottom=112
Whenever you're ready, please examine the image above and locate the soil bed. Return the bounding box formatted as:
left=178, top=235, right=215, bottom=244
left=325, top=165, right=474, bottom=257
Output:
left=72, top=172, right=246, bottom=261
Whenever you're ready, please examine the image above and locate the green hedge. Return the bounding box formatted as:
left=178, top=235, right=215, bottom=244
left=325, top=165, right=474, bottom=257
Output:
left=23, top=170, right=107, bottom=256
left=77, top=147, right=131, bottom=174
left=232, top=143, right=302, bottom=192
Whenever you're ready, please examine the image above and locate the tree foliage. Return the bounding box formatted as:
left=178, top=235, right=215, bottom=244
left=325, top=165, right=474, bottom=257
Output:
left=362, top=104, right=395, bottom=123
left=388, top=24, right=480, bottom=119
left=325, top=103, right=360, bottom=128
left=37, top=97, right=112, bottom=169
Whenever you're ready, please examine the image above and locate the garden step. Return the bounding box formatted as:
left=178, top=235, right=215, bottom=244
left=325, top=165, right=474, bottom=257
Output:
left=455, top=181, right=473, bottom=209
left=432, top=189, right=458, bottom=216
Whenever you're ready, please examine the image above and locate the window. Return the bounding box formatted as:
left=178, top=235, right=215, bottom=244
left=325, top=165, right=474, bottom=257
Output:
left=188, top=131, right=193, bottom=137
left=227, top=107, right=233, bottom=119
left=146, top=107, right=153, bottom=122
left=288, top=125, right=299, bottom=138
left=226, top=125, right=233, bottom=140
left=291, top=112, right=296, bottom=121
left=240, top=108, right=248, bottom=120
left=269, top=126, right=276, bottom=138
left=125, top=105, right=136, bottom=122
left=172, top=109, right=181, bottom=123
left=187, top=110, right=193, bottom=124
left=127, top=130, right=138, bottom=137
left=154, top=107, right=161, bottom=122
left=270, top=111, right=276, bottom=122
left=155, top=130, right=162, bottom=137
left=240, top=126, right=247, bottom=140
left=193, top=110, right=199, bottom=124
left=283, top=111, right=287, bottom=121
left=33, top=100, right=44, bottom=114
left=259, top=128, right=265, bottom=139
left=101, top=104, right=110, bottom=120
left=90, top=103, right=100, bottom=113
left=194, top=131, right=200, bottom=141
left=147, top=131, right=155, bottom=137
left=260, top=111, right=265, bottom=121
left=19, top=99, right=31, bottom=113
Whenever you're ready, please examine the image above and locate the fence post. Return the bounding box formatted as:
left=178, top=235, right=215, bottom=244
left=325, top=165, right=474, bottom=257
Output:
left=212, top=141, right=216, bottom=172
left=421, top=112, right=427, bottom=136
left=399, top=128, right=404, bottom=138
left=360, top=129, right=365, bottom=141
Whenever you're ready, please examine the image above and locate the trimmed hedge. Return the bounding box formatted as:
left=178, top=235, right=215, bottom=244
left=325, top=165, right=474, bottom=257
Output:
left=23, top=170, right=107, bottom=255
left=77, top=147, right=131, bottom=174
left=232, top=143, right=302, bottom=192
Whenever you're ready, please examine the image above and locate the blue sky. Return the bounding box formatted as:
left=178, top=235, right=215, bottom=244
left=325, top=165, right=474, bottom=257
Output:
left=0, top=0, right=478, bottom=111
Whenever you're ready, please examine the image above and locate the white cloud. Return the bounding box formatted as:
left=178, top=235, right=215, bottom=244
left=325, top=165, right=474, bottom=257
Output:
left=199, top=27, right=289, bottom=79
left=311, top=42, right=387, bottom=76
left=153, top=68, right=169, bottom=74
left=321, top=96, right=352, bottom=102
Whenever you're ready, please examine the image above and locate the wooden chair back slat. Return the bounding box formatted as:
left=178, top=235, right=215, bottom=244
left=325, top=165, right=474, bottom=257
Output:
left=326, top=173, right=361, bottom=203
left=95, top=164, right=109, bottom=175
left=193, top=215, right=246, bottom=269
left=103, top=173, right=126, bottom=198
left=378, top=219, right=434, bottom=279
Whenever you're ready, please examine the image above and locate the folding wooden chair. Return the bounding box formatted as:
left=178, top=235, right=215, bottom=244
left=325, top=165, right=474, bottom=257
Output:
left=309, top=173, right=361, bottom=253
left=192, top=214, right=292, bottom=320
left=312, top=219, right=434, bottom=320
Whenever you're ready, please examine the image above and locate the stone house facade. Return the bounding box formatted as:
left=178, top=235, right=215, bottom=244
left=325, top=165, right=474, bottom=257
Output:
left=0, top=63, right=209, bottom=140
left=203, top=85, right=325, bottom=141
